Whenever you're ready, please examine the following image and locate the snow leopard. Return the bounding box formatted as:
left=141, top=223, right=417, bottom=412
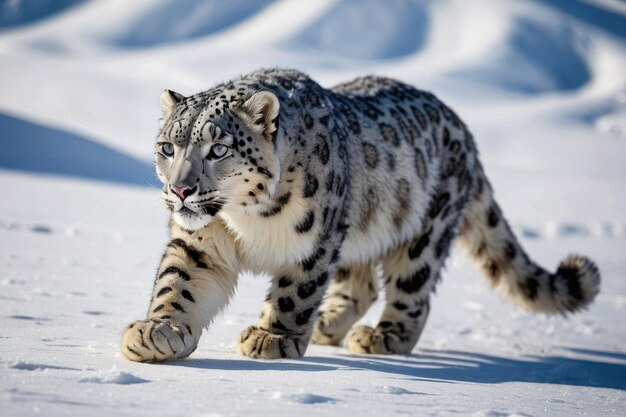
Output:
left=121, top=68, right=600, bottom=361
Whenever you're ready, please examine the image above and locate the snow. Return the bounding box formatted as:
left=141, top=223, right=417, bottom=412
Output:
left=78, top=366, right=150, bottom=385
left=1, top=0, right=625, bottom=416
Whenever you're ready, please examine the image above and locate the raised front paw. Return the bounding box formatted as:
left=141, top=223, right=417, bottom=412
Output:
left=238, top=326, right=305, bottom=359
left=121, top=319, right=197, bottom=362
left=346, top=325, right=410, bottom=355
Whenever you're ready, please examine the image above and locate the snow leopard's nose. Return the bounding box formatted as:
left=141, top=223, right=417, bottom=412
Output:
left=170, top=184, right=197, bottom=201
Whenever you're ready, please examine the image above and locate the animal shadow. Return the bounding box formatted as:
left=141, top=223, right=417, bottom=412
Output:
left=304, top=347, right=626, bottom=390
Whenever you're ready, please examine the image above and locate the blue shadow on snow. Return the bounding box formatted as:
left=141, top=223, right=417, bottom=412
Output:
left=303, top=348, right=626, bottom=390
left=164, top=347, right=625, bottom=391
left=167, top=358, right=338, bottom=373
left=449, top=17, right=591, bottom=95
left=537, top=0, right=626, bottom=39
left=0, top=0, right=87, bottom=30
left=112, top=0, right=275, bottom=47
left=286, top=0, right=429, bottom=60
left=0, top=112, right=157, bottom=187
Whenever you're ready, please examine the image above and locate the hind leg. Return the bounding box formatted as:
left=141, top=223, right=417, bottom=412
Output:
left=345, top=240, right=434, bottom=354
left=346, top=207, right=461, bottom=355
left=311, top=263, right=378, bottom=346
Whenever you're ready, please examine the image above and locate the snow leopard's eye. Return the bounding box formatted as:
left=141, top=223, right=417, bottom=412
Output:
left=208, top=144, right=228, bottom=160
left=161, top=142, right=174, bottom=157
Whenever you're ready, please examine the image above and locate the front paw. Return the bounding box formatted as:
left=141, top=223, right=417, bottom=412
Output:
left=121, top=319, right=197, bottom=362
left=238, top=326, right=305, bottom=359
left=346, top=325, right=408, bottom=355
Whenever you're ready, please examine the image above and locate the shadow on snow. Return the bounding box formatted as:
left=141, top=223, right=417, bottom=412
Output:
left=285, top=0, right=429, bottom=60
left=449, top=17, right=591, bottom=95
left=110, top=0, right=275, bottom=47
left=0, top=112, right=157, bottom=187
left=537, top=0, right=626, bottom=39
left=167, top=358, right=337, bottom=373
left=165, top=347, right=625, bottom=390
left=302, top=348, right=626, bottom=391
left=0, top=0, right=87, bottom=30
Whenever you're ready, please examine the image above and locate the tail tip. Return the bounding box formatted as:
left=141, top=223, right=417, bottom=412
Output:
left=556, top=254, right=601, bottom=312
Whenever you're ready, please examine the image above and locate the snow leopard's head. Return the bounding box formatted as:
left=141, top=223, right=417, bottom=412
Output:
left=155, top=88, right=280, bottom=231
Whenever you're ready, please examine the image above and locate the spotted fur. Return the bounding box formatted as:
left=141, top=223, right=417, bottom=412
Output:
left=121, top=69, right=601, bottom=362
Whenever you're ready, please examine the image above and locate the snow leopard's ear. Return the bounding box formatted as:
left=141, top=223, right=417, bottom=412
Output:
left=230, top=91, right=280, bottom=141
left=159, top=89, right=185, bottom=127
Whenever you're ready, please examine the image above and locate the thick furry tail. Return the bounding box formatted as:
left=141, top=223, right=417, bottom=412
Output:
left=457, top=165, right=600, bottom=314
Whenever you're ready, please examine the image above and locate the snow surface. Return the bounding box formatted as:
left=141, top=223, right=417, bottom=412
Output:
left=1, top=0, right=625, bottom=416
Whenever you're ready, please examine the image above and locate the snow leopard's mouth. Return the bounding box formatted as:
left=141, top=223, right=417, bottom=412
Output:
left=176, top=201, right=224, bottom=217
left=178, top=206, right=195, bottom=216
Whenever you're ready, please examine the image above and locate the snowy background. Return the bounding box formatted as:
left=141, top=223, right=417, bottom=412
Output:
left=1, top=0, right=625, bottom=416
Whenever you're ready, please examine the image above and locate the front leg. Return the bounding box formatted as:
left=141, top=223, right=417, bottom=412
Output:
left=238, top=247, right=335, bottom=359
left=122, top=221, right=239, bottom=362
